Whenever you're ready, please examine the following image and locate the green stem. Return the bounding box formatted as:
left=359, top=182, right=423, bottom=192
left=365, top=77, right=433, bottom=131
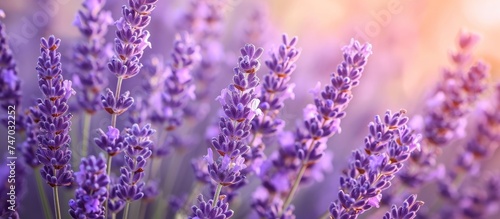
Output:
left=105, top=155, right=113, bottom=219
left=53, top=187, right=61, bottom=219
left=112, top=213, right=117, bottom=219
left=82, top=113, right=91, bottom=157
left=212, top=184, right=223, bottom=208
left=279, top=139, right=317, bottom=217
left=123, top=202, right=131, bottom=219
left=35, top=169, right=52, bottom=219
left=111, top=77, right=124, bottom=128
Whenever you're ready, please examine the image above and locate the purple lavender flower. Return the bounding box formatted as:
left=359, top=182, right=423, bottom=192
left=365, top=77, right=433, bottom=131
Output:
left=179, top=0, right=225, bottom=121
left=456, top=83, right=500, bottom=174
left=383, top=194, right=424, bottom=219
left=72, top=0, right=113, bottom=114
left=0, top=11, right=23, bottom=128
left=251, top=34, right=300, bottom=144
left=116, top=124, right=154, bottom=202
left=69, top=155, right=110, bottom=219
left=208, top=43, right=263, bottom=161
left=94, top=126, right=127, bottom=156
left=398, top=31, right=489, bottom=190
left=189, top=195, right=234, bottom=219
left=252, top=39, right=372, bottom=218
left=437, top=174, right=500, bottom=218
left=35, top=36, right=74, bottom=188
left=157, top=32, right=199, bottom=131
left=424, top=31, right=488, bottom=146
left=329, top=110, right=421, bottom=219
left=20, top=108, right=42, bottom=168
left=107, top=0, right=157, bottom=80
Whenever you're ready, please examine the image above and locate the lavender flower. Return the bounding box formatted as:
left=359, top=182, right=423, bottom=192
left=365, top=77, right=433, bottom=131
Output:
left=189, top=195, right=234, bottom=219
left=69, top=155, right=110, bottom=219
left=179, top=0, right=225, bottom=120
left=157, top=32, right=199, bottom=131
left=107, top=0, right=157, bottom=80
left=20, top=108, right=42, bottom=169
left=0, top=11, right=22, bottom=127
left=196, top=43, right=263, bottom=215
left=398, top=31, right=489, bottom=190
left=329, top=110, right=421, bottom=219
left=251, top=34, right=300, bottom=145
left=253, top=39, right=372, bottom=218
left=117, top=124, right=154, bottom=201
left=94, top=126, right=127, bottom=156
left=35, top=36, right=74, bottom=188
left=383, top=194, right=424, bottom=219
left=424, top=31, right=488, bottom=146
left=72, top=0, right=113, bottom=114
left=456, top=83, right=500, bottom=174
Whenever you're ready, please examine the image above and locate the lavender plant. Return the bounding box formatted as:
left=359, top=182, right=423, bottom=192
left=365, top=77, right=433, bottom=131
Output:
left=72, top=0, right=113, bottom=157
left=252, top=39, right=372, bottom=218
left=329, top=110, right=421, bottom=219
left=69, top=155, right=110, bottom=219
left=194, top=43, right=263, bottom=217
left=35, top=35, right=74, bottom=219
left=4, top=2, right=500, bottom=219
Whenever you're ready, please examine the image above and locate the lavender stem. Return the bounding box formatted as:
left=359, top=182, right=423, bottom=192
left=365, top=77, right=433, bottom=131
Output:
left=53, top=186, right=61, bottom=219
left=111, top=76, right=124, bottom=127
left=279, top=127, right=322, bottom=216
left=122, top=202, right=130, bottom=219
left=35, top=167, right=52, bottom=219
left=212, top=184, right=223, bottom=208
left=82, top=113, right=91, bottom=157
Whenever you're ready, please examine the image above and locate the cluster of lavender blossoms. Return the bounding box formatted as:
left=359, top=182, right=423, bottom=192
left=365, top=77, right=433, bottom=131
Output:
left=5, top=1, right=500, bottom=218
left=69, top=155, right=109, bottom=218
left=35, top=36, right=74, bottom=218
left=329, top=110, right=421, bottom=218
left=252, top=39, right=372, bottom=218
left=191, top=44, right=264, bottom=218
left=72, top=0, right=113, bottom=115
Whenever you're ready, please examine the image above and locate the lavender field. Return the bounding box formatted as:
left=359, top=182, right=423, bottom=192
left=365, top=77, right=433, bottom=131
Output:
left=0, top=0, right=499, bottom=218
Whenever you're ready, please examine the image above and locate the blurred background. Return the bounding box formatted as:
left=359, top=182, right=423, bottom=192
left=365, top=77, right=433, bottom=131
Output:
left=1, top=0, right=499, bottom=218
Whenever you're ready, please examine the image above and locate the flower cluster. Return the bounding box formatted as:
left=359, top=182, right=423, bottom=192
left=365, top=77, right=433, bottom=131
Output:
left=107, top=0, right=157, bottom=80
left=0, top=10, right=22, bottom=125
left=251, top=34, right=300, bottom=146
left=383, top=194, right=424, bottom=219
left=329, top=110, right=421, bottom=218
left=69, top=155, right=110, bottom=218
left=117, top=124, right=154, bottom=202
left=189, top=195, right=234, bottom=219
left=35, top=36, right=74, bottom=188
left=72, top=0, right=113, bottom=114
left=398, top=31, right=489, bottom=190
left=252, top=39, right=372, bottom=218
left=152, top=32, right=200, bottom=132
left=206, top=43, right=263, bottom=185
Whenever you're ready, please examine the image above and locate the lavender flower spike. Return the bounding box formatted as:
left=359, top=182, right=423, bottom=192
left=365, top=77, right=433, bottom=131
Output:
left=35, top=35, right=74, bottom=219
left=190, top=195, right=234, bottom=219
left=107, top=0, right=158, bottom=80
left=200, top=43, right=262, bottom=213
left=383, top=194, right=424, bottom=219
left=117, top=124, right=154, bottom=205
left=69, top=155, right=110, bottom=219
left=329, top=110, right=421, bottom=219
left=35, top=35, right=74, bottom=188
left=0, top=11, right=22, bottom=126
left=72, top=0, right=113, bottom=114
